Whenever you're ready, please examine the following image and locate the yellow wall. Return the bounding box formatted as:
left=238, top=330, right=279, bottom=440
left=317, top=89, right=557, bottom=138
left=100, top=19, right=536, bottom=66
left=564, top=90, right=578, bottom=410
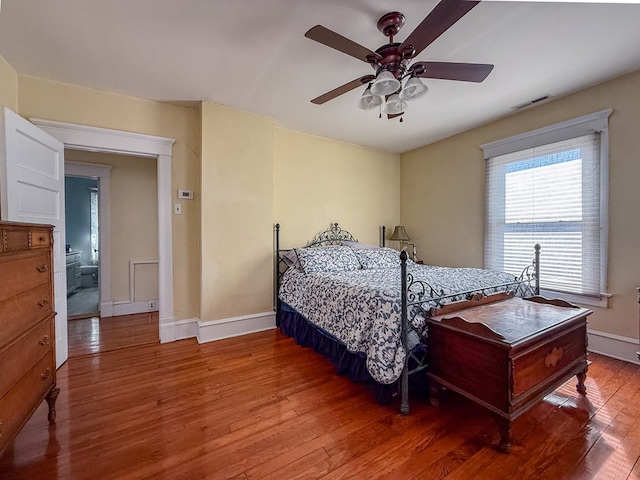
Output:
left=6, top=70, right=401, bottom=326
left=65, top=150, right=159, bottom=303
left=0, top=55, right=18, bottom=111
left=401, top=69, right=640, bottom=339
left=200, top=103, right=274, bottom=321
left=199, top=109, right=400, bottom=322
left=0, top=54, right=18, bottom=216
left=273, top=128, right=400, bottom=248
left=17, top=75, right=201, bottom=320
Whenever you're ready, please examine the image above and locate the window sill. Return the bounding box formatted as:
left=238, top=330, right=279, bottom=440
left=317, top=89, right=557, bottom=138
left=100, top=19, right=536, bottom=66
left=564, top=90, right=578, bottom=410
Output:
left=539, top=289, right=610, bottom=308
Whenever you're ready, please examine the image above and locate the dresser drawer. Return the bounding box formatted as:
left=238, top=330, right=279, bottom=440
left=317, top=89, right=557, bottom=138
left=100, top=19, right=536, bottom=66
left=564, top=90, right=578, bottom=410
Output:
left=0, top=352, right=54, bottom=451
left=1, top=226, right=52, bottom=252
left=0, top=251, right=51, bottom=303
left=511, top=324, right=587, bottom=399
left=0, top=283, right=53, bottom=348
left=0, top=318, right=53, bottom=399
left=30, top=229, right=52, bottom=248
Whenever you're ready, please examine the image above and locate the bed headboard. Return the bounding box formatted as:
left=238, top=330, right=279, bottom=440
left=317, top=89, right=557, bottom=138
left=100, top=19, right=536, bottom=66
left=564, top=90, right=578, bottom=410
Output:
left=274, top=223, right=377, bottom=314
left=305, top=223, right=357, bottom=247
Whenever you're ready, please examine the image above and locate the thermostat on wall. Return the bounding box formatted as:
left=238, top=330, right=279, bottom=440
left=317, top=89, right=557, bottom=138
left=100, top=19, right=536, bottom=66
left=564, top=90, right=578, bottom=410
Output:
left=178, top=189, right=193, bottom=200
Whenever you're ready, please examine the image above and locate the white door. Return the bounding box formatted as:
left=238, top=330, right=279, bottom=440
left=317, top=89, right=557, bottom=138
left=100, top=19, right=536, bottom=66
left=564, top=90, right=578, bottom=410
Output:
left=0, top=107, right=68, bottom=368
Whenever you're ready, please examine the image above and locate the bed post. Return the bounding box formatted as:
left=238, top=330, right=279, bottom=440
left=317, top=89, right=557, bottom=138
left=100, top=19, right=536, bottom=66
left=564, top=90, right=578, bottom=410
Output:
left=534, top=243, right=540, bottom=296
left=400, top=249, right=409, bottom=415
left=275, top=223, right=281, bottom=322
left=381, top=225, right=386, bottom=247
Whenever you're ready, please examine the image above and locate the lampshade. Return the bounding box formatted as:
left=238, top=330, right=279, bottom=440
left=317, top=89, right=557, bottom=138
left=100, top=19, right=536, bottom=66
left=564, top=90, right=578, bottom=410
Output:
left=370, top=70, right=401, bottom=96
left=382, top=93, right=407, bottom=115
left=357, top=85, right=383, bottom=110
left=399, top=76, right=428, bottom=101
left=389, top=225, right=411, bottom=242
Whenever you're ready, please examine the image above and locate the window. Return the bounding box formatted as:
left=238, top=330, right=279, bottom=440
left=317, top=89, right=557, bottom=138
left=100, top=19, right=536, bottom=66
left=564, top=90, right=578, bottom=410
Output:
left=481, top=109, right=611, bottom=303
left=90, top=187, right=99, bottom=265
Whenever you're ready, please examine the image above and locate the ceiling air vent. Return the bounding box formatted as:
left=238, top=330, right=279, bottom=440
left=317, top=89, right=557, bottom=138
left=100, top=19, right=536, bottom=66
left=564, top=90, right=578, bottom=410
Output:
left=511, top=94, right=552, bottom=111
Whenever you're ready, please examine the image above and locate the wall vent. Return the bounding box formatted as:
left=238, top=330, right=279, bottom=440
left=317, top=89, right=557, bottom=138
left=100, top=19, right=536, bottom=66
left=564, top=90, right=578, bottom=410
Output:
left=511, top=94, right=552, bottom=110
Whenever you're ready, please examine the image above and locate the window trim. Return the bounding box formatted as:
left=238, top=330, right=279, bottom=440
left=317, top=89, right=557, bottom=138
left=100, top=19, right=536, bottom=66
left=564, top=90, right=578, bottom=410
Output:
left=481, top=109, right=612, bottom=307
left=480, top=109, right=612, bottom=158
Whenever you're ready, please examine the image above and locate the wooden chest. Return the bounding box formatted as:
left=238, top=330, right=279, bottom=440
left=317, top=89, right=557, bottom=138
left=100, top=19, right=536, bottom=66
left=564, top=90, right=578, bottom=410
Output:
left=0, top=221, right=59, bottom=455
left=427, top=295, right=591, bottom=453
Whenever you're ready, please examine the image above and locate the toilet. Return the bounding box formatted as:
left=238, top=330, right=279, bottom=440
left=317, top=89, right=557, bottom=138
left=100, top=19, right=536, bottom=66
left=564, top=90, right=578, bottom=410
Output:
left=80, top=265, right=99, bottom=287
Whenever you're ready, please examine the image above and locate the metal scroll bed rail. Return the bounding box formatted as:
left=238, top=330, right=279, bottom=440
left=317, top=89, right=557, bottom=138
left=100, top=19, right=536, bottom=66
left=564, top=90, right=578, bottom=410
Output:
left=397, top=246, right=540, bottom=414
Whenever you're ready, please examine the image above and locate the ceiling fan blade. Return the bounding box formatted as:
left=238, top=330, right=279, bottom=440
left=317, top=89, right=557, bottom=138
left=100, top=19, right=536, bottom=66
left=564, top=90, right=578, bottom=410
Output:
left=411, top=61, right=494, bottom=82
left=311, top=75, right=375, bottom=105
left=305, top=25, right=382, bottom=64
left=400, top=0, right=480, bottom=58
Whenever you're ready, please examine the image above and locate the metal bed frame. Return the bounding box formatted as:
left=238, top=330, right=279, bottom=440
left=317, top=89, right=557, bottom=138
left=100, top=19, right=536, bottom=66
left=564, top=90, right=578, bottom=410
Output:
left=274, top=222, right=540, bottom=414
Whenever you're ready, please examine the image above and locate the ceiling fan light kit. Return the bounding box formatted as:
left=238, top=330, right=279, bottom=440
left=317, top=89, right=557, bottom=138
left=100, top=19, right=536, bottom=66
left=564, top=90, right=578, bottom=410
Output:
left=370, top=70, right=401, bottom=96
left=358, top=86, right=383, bottom=110
left=382, top=94, right=407, bottom=115
left=400, top=77, right=429, bottom=101
left=305, top=0, right=494, bottom=120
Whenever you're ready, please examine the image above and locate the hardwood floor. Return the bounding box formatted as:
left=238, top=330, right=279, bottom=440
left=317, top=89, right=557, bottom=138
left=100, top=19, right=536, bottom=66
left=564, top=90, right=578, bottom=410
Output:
left=1, top=325, right=639, bottom=479
left=67, top=312, right=159, bottom=357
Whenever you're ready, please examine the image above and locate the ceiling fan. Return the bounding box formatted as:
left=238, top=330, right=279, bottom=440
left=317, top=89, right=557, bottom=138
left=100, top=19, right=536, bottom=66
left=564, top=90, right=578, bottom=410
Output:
left=305, top=0, right=494, bottom=119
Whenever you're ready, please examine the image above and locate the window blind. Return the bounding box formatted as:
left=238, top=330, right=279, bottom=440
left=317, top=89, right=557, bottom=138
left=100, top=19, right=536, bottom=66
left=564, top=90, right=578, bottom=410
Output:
left=485, top=133, right=603, bottom=297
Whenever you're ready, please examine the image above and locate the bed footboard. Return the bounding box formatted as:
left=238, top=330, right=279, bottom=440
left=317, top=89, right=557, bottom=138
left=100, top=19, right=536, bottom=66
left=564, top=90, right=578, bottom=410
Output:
left=398, top=244, right=541, bottom=415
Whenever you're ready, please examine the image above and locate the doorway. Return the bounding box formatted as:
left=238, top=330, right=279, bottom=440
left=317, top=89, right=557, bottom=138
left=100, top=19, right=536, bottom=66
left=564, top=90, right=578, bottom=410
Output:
left=65, top=175, right=100, bottom=319
left=31, top=118, right=177, bottom=345
left=63, top=150, right=160, bottom=356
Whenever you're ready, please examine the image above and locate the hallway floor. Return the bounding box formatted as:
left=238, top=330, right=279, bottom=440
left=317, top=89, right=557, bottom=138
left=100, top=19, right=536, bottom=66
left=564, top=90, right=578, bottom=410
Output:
left=67, top=286, right=99, bottom=318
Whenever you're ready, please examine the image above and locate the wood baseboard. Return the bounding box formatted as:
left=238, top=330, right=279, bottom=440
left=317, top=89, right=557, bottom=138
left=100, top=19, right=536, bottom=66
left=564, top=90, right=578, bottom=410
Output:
left=197, top=312, right=276, bottom=343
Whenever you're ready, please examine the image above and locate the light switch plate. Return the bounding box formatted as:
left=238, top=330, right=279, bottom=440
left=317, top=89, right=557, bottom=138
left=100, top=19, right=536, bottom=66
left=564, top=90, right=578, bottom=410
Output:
left=178, top=189, right=193, bottom=200
left=174, top=204, right=182, bottom=215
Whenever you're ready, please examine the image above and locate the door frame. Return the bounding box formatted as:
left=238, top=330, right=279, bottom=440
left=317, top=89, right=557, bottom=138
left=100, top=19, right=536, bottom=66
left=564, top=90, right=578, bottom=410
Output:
left=32, top=118, right=178, bottom=343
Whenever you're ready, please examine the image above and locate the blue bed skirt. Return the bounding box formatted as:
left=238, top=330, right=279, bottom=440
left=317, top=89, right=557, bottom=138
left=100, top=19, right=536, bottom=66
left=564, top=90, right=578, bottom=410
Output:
left=278, top=302, right=399, bottom=405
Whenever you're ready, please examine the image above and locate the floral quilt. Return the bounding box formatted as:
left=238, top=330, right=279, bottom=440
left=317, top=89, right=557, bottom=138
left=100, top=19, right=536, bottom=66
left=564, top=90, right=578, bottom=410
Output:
left=279, top=263, right=521, bottom=384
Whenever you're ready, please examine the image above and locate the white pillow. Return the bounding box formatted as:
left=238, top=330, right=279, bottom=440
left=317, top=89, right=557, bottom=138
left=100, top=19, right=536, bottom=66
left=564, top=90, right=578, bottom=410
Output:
left=353, top=247, right=412, bottom=269
left=294, top=245, right=361, bottom=274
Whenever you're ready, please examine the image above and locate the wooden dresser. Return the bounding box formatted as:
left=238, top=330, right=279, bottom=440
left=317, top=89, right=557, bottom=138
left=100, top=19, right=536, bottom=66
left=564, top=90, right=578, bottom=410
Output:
left=427, top=294, right=591, bottom=453
left=0, top=221, right=59, bottom=455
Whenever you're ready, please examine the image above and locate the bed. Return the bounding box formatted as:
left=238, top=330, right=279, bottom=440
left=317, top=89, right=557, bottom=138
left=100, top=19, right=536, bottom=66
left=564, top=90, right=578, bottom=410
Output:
left=274, top=223, right=539, bottom=414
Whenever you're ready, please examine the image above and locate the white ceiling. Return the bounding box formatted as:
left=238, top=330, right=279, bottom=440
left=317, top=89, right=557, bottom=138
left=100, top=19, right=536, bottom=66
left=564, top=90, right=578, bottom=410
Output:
left=1, top=0, right=639, bottom=153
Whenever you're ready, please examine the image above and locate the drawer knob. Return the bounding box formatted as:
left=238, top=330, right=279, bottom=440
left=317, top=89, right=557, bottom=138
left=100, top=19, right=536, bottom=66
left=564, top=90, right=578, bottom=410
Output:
left=36, top=264, right=48, bottom=273
left=37, top=299, right=49, bottom=308
left=39, top=236, right=45, bottom=242
left=40, top=367, right=51, bottom=380
left=39, top=335, right=50, bottom=345
left=545, top=346, right=564, bottom=368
